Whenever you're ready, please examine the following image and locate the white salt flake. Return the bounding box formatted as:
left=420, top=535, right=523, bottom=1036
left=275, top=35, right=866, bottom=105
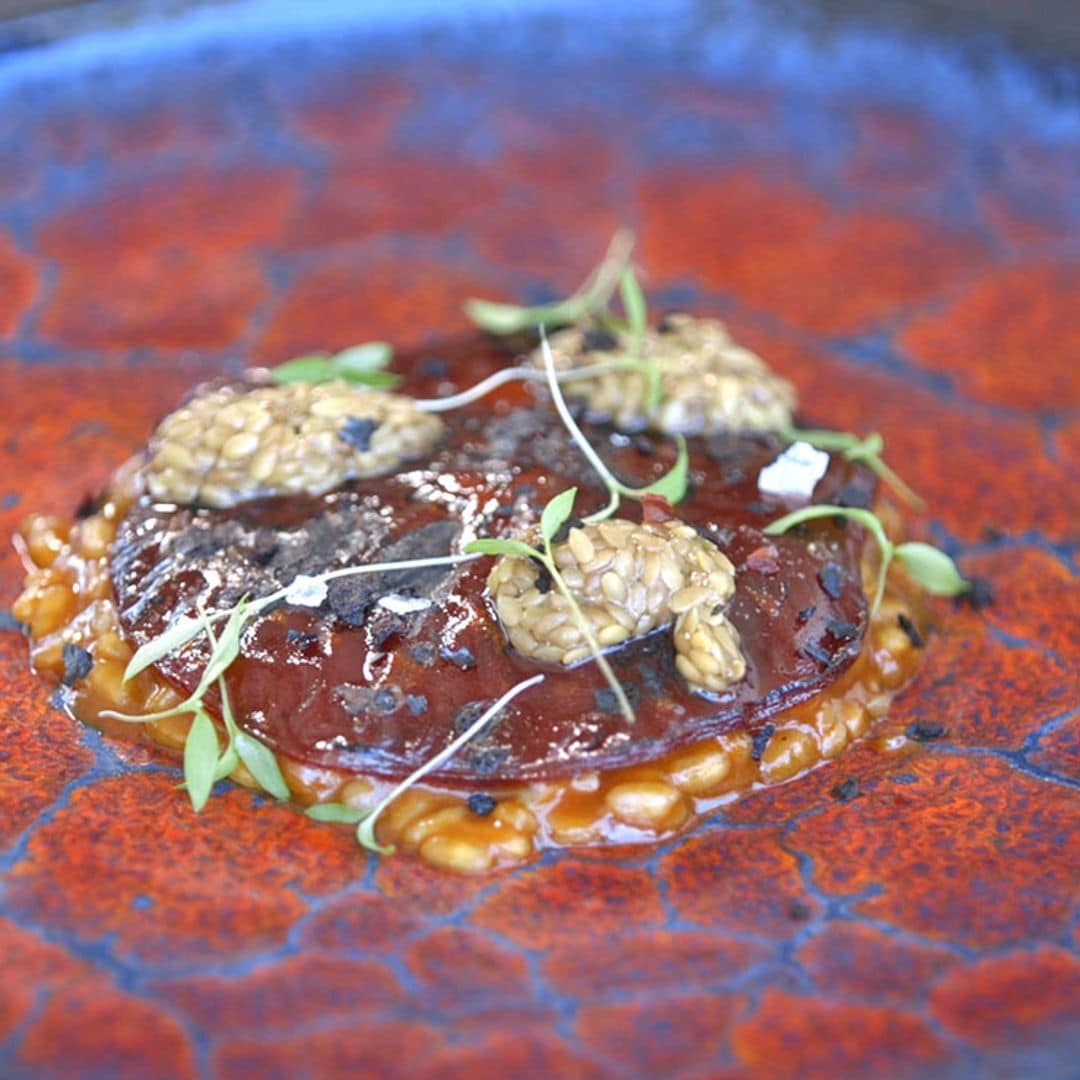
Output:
left=283, top=574, right=329, bottom=608
left=378, top=594, right=432, bottom=615
left=758, top=441, right=830, bottom=499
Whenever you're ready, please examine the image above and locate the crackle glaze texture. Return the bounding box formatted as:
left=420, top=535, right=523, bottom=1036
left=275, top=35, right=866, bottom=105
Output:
left=1, top=4, right=1078, bottom=1078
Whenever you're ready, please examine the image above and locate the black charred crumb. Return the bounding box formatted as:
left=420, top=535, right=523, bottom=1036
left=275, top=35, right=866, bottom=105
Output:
left=907, top=721, right=948, bottom=742
left=338, top=417, right=379, bottom=452
left=656, top=313, right=679, bottom=334
left=981, top=524, right=1005, bottom=542
left=493, top=504, right=515, bottom=519
left=581, top=326, right=620, bottom=352
left=368, top=612, right=407, bottom=650
left=467, top=792, right=497, bottom=816
left=468, top=746, right=510, bottom=775
left=551, top=515, right=585, bottom=546
left=632, top=435, right=655, bottom=455
left=639, top=665, right=665, bottom=696
left=797, top=605, right=817, bottom=625
left=721, top=464, right=747, bottom=485
left=834, top=480, right=873, bottom=509
left=745, top=500, right=773, bottom=516
left=408, top=642, right=436, bottom=666
left=0, top=608, right=26, bottom=635
left=826, top=619, right=858, bottom=643
left=787, top=900, right=812, bottom=922
left=956, top=575, right=994, bottom=611
left=327, top=520, right=459, bottom=627
left=802, top=640, right=832, bottom=667
left=830, top=777, right=861, bottom=803
left=750, top=723, right=775, bottom=762
left=452, top=700, right=490, bottom=735
left=406, top=694, right=429, bottom=716
left=593, top=683, right=641, bottom=715
left=818, top=562, right=845, bottom=600
left=694, top=522, right=735, bottom=549
left=440, top=645, right=476, bottom=670
left=50, top=685, right=75, bottom=712
left=897, top=613, right=925, bottom=648
left=250, top=532, right=280, bottom=566
left=373, top=687, right=402, bottom=714
left=418, top=355, right=449, bottom=378
left=74, top=491, right=104, bottom=519
left=529, top=556, right=553, bottom=594
left=285, top=628, right=318, bottom=648
left=61, top=644, right=93, bottom=686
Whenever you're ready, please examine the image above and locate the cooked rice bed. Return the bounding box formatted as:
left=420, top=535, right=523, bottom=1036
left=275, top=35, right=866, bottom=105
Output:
left=14, top=498, right=922, bottom=875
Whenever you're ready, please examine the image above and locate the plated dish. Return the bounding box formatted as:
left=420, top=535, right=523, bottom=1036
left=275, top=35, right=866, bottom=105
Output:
left=9, top=240, right=968, bottom=873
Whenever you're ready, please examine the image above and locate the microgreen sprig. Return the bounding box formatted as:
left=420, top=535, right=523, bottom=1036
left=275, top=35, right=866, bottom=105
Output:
left=270, top=341, right=400, bottom=389
left=539, top=328, right=688, bottom=521
left=779, top=426, right=924, bottom=510
left=466, top=487, right=636, bottom=725
left=764, top=504, right=968, bottom=613
left=464, top=229, right=635, bottom=335
left=307, top=672, right=545, bottom=854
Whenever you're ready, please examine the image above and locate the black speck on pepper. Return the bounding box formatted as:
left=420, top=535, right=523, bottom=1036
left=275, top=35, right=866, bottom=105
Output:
left=408, top=642, right=436, bottom=666
left=467, top=793, right=497, bottom=816
left=802, top=640, right=832, bottom=667
left=787, top=900, right=812, bottom=921
left=406, top=694, right=429, bottom=716
left=440, top=645, right=476, bottom=670
left=373, top=687, right=400, bottom=714
left=750, top=723, right=775, bottom=762
left=632, top=435, right=655, bottom=455
left=418, top=355, right=449, bottom=378
left=285, top=628, right=317, bottom=647
left=797, top=605, right=816, bottom=625
left=830, top=777, right=861, bottom=803
left=338, top=417, right=379, bottom=452
left=61, top=643, right=93, bottom=686
left=826, top=619, right=858, bottom=642
left=907, top=721, right=948, bottom=742
left=818, top=562, right=844, bottom=600
left=834, top=481, right=873, bottom=509
left=897, top=613, right=925, bottom=648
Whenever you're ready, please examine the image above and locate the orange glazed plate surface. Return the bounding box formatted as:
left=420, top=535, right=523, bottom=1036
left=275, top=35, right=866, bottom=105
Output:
left=0, top=3, right=1078, bottom=1077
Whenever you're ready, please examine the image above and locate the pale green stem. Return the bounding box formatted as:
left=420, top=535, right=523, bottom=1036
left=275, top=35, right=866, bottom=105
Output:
left=356, top=673, right=546, bottom=854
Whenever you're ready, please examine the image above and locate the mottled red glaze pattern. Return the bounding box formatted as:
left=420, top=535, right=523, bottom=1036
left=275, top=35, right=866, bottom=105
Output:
left=0, top=9, right=1077, bottom=1079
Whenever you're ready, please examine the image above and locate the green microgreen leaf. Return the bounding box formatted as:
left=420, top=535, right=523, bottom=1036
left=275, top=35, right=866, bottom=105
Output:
left=183, top=708, right=220, bottom=813
left=270, top=355, right=336, bottom=385
left=332, top=342, right=393, bottom=375
left=354, top=673, right=546, bottom=855
left=464, top=229, right=634, bottom=336
left=464, top=537, right=541, bottom=560
left=306, top=802, right=366, bottom=824
left=637, top=436, right=689, bottom=505
left=123, top=614, right=206, bottom=683
left=620, top=266, right=647, bottom=349
left=540, top=487, right=578, bottom=544
left=464, top=297, right=588, bottom=336
left=894, top=542, right=968, bottom=596
left=779, top=426, right=925, bottom=510
left=270, top=343, right=398, bottom=389
left=234, top=731, right=291, bottom=800
left=189, top=598, right=252, bottom=702
left=212, top=745, right=240, bottom=783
